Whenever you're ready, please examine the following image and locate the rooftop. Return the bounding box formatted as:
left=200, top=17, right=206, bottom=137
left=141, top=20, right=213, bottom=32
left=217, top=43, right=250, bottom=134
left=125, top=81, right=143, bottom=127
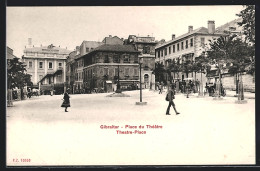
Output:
left=215, top=18, right=243, bottom=33
left=156, top=24, right=229, bottom=49
left=91, top=44, right=139, bottom=53
left=24, top=45, right=72, bottom=55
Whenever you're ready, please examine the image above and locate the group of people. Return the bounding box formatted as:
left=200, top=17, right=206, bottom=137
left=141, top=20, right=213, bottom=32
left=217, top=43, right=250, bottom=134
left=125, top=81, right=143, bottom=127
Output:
left=205, top=82, right=226, bottom=97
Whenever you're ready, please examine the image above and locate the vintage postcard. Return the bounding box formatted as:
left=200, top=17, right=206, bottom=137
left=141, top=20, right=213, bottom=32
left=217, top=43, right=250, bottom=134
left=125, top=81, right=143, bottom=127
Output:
left=6, top=5, right=255, bottom=166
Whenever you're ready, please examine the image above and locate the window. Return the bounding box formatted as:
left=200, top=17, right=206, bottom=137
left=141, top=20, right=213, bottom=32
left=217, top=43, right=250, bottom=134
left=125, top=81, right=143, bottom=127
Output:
left=143, top=46, right=150, bottom=54
left=169, top=46, right=171, bottom=54
left=190, top=38, right=193, bottom=47
left=39, top=62, right=43, bottom=69
left=123, top=55, right=130, bottom=63
left=134, top=56, right=138, bottom=63
left=186, top=40, right=188, bottom=49
left=125, top=68, right=129, bottom=75
left=113, top=55, right=120, bottom=63
left=134, top=68, right=138, bottom=76
left=104, top=55, right=109, bottom=63
left=114, top=68, right=118, bottom=76
left=48, top=62, right=53, bottom=69
left=59, top=62, right=62, bottom=67
left=181, top=42, right=184, bottom=50
left=91, top=48, right=94, bottom=51
left=164, top=48, right=167, bottom=56
left=104, top=68, right=109, bottom=75
left=173, top=45, right=175, bottom=53
left=86, top=47, right=89, bottom=52
left=28, top=61, right=32, bottom=68
left=201, top=37, right=205, bottom=47
left=161, top=50, right=163, bottom=56
left=158, top=51, right=160, bottom=57
left=177, top=43, right=180, bottom=51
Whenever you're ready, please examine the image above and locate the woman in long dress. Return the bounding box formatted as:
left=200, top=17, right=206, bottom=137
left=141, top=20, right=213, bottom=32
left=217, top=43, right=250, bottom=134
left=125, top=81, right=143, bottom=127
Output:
left=61, top=89, right=70, bottom=112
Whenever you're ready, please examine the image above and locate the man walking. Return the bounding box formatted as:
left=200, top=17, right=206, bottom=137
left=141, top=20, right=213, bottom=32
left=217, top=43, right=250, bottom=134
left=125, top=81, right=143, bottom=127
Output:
left=166, top=85, right=180, bottom=115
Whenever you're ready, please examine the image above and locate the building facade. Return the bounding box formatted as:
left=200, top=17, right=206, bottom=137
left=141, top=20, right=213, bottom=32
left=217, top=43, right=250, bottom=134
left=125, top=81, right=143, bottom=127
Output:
left=67, top=36, right=125, bottom=93
left=125, top=35, right=158, bottom=89
left=22, top=39, right=71, bottom=94
left=155, top=19, right=254, bottom=92
left=155, top=21, right=226, bottom=82
left=80, top=44, right=140, bottom=92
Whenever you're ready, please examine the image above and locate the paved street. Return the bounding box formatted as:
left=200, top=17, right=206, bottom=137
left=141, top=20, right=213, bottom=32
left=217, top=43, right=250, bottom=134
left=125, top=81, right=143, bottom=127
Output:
left=7, top=90, right=255, bottom=165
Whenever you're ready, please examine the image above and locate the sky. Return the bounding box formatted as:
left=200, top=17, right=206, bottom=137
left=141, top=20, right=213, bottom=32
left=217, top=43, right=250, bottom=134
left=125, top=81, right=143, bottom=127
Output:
left=7, top=6, right=244, bottom=57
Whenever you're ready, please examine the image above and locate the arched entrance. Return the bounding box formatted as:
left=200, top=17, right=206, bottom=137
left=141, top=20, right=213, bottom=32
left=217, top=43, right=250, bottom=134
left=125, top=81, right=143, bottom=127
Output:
left=144, top=74, right=149, bottom=89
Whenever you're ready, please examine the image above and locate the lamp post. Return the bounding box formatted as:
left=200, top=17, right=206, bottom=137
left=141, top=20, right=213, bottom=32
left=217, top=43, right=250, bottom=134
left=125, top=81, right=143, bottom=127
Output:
left=115, top=64, right=122, bottom=93
left=136, top=58, right=147, bottom=105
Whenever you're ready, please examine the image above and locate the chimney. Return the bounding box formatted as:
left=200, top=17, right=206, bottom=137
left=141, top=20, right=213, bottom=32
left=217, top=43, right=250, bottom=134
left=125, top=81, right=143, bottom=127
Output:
left=188, top=26, right=193, bottom=33
left=172, top=34, right=175, bottom=40
left=28, top=38, right=32, bottom=45
left=109, top=35, right=112, bottom=38
left=208, top=20, right=215, bottom=34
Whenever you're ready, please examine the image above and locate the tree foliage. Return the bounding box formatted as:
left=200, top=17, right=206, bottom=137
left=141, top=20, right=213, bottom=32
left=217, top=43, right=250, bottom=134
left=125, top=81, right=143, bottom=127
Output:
left=154, top=62, right=166, bottom=83
left=181, top=59, right=193, bottom=78
left=7, top=58, right=33, bottom=89
left=237, top=5, right=255, bottom=45
left=166, top=58, right=182, bottom=81
left=194, top=53, right=211, bottom=75
left=207, top=35, right=253, bottom=79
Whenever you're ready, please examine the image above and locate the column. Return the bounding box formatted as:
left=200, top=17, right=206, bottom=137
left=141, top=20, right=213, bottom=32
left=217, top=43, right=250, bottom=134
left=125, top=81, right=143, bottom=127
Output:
left=45, top=59, right=47, bottom=84
left=34, top=59, right=38, bottom=84
left=44, top=59, right=47, bottom=75
left=54, top=60, right=57, bottom=84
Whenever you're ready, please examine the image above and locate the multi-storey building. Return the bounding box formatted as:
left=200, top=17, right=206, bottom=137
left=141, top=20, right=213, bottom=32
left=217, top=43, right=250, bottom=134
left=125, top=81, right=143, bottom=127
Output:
left=73, top=41, right=104, bottom=92
left=67, top=36, right=125, bottom=93
left=80, top=44, right=140, bottom=92
left=155, top=20, right=227, bottom=84
left=155, top=19, right=254, bottom=92
left=66, top=48, right=78, bottom=93
left=125, top=35, right=158, bottom=89
left=22, top=38, right=71, bottom=94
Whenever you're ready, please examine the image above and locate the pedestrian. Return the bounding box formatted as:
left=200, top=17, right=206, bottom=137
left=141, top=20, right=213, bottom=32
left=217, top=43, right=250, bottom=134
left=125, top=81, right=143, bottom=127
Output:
left=165, top=85, right=180, bottom=115
left=61, top=88, right=71, bottom=112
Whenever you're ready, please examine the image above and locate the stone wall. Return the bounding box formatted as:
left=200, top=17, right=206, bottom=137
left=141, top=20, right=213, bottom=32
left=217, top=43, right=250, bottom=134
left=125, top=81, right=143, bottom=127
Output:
left=222, top=73, right=255, bottom=92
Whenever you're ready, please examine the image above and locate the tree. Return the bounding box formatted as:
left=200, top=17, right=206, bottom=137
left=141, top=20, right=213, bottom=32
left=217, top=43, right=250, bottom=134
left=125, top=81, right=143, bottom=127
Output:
left=207, top=34, right=252, bottom=99
left=169, top=58, right=182, bottom=80
left=207, top=35, right=238, bottom=97
left=154, top=62, right=166, bottom=83
left=194, top=53, right=211, bottom=95
left=181, top=59, right=193, bottom=78
left=7, top=58, right=32, bottom=89
left=237, top=5, right=255, bottom=45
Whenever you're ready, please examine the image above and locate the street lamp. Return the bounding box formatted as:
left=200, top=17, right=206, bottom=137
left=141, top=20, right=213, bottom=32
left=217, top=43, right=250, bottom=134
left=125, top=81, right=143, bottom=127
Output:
left=136, top=58, right=147, bottom=105
left=115, top=64, right=122, bottom=93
